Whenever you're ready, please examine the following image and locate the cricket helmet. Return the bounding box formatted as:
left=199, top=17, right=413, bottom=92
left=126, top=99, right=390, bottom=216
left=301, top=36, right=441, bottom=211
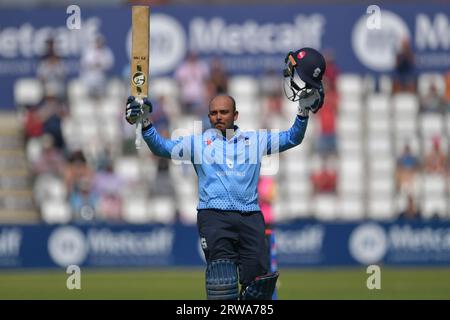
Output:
left=283, top=47, right=326, bottom=102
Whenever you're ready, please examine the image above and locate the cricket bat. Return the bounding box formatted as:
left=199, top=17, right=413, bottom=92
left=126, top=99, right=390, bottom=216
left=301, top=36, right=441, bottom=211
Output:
left=131, top=6, right=150, bottom=149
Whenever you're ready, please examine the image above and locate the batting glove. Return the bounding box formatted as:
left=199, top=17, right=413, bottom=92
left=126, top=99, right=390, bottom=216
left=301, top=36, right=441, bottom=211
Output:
left=297, top=84, right=325, bottom=116
left=125, top=96, right=153, bottom=125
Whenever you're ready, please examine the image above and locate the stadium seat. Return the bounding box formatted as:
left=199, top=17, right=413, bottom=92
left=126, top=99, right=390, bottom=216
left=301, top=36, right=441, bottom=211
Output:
left=367, top=133, right=392, bottom=155
left=338, top=97, right=362, bottom=117
left=337, top=136, right=363, bottom=155
left=446, top=115, right=450, bottom=136
left=114, top=157, right=141, bottom=185
left=368, top=175, right=395, bottom=197
left=418, top=73, right=446, bottom=98
left=148, top=197, right=176, bottom=224
left=71, top=100, right=95, bottom=120
left=26, top=137, right=43, bottom=165
left=419, top=114, right=444, bottom=138
left=367, top=94, right=391, bottom=119
left=229, top=76, right=259, bottom=97
left=422, top=195, right=447, bottom=219
left=422, top=135, right=448, bottom=154
left=273, top=198, right=289, bottom=221
left=368, top=197, right=395, bottom=220
left=41, top=200, right=72, bottom=224
left=337, top=74, right=363, bottom=97
left=378, top=75, right=393, bottom=95
left=177, top=195, right=198, bottom=225
left=338, top=175, right=364, bottom=196
left=68, top=79, right=87, bottom=102
left=286, top=176, right=311, bottom=198
left=287, top=198, right=311, bottom=219
left=393, top=93, right=419, bottom=119
left=14, top=78, right=43, bottom=107
left=150, top=77, right=179, bottom=98
left=313, top=194, right=337, bottom=220
left=368, top=117, right=391, bottom=135
left=395, top=135, right=420, bottom=156
left=123, top=197, right=149, bottom=223
left=338, top=197, right=364, bottom=220
left=33, top=174, right=67, bottom=206
left=369, top=158, right=395, bottom=175
left=395, top=118, right=418, bottom=137
left=261, top=154, right=282, bottom=176
left=422, top=174, right=446, bottom=195
left=106, top=78, right=126, bottom=99
left=337, top=115, right=362, bottom=137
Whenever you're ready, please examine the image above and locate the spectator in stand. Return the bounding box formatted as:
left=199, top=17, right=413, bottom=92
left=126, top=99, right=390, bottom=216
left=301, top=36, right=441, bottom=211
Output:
left=316, top=78, right=338, bottom=156
left=80, top=35, right=114, bottom=100
left=64, top=150, right=93, bottom=198
left=175, top=52, right=209, bottom=115
left=69, top=175, right=98, bottom=223
left=32, top=134, right=65, bottom=177
left=92, top=155, right=123, bottom=222
left=148, top=96, right=175, bottom=198
left=444, top=71, right=450, bottom=111
left=209, top=57, right=229, bottom=95
left=424, top=136, right=447, bottom=174
left=310, top=158, right=337, bottom=194
left=323, top=49, right=340, bottom=92
left=37, top=38, right=67, bottom=102
left=23, top=103, right=44, bottom=143
left=396, top=143, right=420, bottom=193
left=260, top=67, right=284, bottom=126
left=419, top=82, right=447, bottom=114
left=257, top=176, right=277, bottom=228
left=38, top=94, right=67, bottom=151
left=397, top=194, right=422, bottom=221
left=393, top=37, right=416, bottom=94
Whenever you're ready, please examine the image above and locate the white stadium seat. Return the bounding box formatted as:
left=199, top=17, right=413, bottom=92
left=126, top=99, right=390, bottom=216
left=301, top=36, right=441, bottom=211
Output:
left=14, top=78, right=43, bottom=106
left=229, top=76, right=259, bottom=97
left=123, top=197, right=149, bottom=223
left=338, top=197, right=364, bottom=220
left=148, top=197, right=176, bottom=224
left=418, top=73, right=446, bottom=98
left=41, top=200, right=72, bottom=224
left=337, top=74, right=363, bottom=97
left=313, top=194, right=337, bottom=220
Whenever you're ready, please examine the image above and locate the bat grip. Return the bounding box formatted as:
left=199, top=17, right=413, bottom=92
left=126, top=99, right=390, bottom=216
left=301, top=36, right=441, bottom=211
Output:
left=135, top=97, right=144, bottom=150
left=135, top=122, right=142, bottom=149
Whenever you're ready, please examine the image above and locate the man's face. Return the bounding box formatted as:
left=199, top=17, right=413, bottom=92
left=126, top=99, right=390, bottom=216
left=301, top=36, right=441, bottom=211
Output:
left=208, top=96, right=238, bottom=134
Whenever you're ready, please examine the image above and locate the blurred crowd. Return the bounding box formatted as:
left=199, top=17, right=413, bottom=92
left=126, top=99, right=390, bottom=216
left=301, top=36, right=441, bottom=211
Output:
left=15, top=35, right=450, bottom=224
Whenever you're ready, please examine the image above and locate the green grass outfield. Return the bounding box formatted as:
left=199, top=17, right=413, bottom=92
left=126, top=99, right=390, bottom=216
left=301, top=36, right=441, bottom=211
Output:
left=0, top=267, right=449, bottom=300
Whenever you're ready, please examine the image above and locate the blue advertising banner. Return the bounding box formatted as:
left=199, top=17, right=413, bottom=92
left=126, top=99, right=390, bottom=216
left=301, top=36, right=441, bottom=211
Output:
left=1, top=4, right=449, bottom=108
left=1, top=221, right=450, bottom=269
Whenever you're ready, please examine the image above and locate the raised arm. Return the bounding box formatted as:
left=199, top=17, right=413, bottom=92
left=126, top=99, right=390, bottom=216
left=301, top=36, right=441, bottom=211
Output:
left=125, top=96, right=193, bottom=160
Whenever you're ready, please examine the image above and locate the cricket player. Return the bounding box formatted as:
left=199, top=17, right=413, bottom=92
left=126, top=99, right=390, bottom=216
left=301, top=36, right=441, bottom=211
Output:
left=125, top=48, right=326, bottom=300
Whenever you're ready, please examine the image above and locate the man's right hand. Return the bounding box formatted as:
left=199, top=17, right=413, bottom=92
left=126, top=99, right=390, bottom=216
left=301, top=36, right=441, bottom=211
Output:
left=125, top=96, right=152, bottom=125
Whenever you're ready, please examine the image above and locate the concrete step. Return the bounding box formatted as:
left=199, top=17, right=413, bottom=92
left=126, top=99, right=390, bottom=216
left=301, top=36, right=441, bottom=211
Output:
left=0, top=196, right=34, bottom=210
left=0, top=210, right=40, bottom=224
left=0, top=136, right=23, bottom=149
left=0, top=175, right=30, bottom=189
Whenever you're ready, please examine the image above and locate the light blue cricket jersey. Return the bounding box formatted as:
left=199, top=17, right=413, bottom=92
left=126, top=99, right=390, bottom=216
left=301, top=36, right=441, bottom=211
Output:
left=142, top=115, right=308, bottom=212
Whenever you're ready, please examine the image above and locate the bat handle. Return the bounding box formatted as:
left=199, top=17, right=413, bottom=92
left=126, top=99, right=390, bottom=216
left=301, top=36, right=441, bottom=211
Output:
left=135, top=122, right=142, bottom=149
left=135, top=97, right=144, bottom=150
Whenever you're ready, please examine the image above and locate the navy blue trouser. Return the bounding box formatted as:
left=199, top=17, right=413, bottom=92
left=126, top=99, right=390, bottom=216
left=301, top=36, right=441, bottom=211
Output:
left=197, top=209, right=269, bottom=287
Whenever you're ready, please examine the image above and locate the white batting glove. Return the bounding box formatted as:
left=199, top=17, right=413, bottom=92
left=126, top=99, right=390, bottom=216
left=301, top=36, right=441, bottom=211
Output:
left=297, top=89, right=320, bottom=117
